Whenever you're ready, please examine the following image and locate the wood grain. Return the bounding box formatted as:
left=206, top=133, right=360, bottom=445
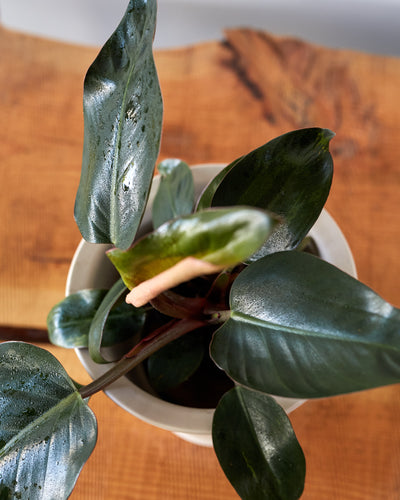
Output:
left=0, top=26, right=400, bottom=499
left=0, top=28, right=94, bottom=328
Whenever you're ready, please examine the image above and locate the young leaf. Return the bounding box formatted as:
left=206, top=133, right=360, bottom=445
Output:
left=152, top=159, right=195, bottom=228
left=107, top=207, right=278, bottom=306
left=47, top=286, right=145, bottom=350
left=205, top=128, right=334, bottom=258
left=0, top=342, right=97, bottom=499
left=74, top=0, right=163, bottom=249
left=211, top=251, right=400, bottom=398
left=213, top=386, right=305, bottom=500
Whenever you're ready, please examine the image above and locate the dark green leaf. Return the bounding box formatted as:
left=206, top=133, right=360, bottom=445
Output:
left=0, top=342, right=97, bottom=499
left=213, top=386, right=305, bottom=500
left=152, top=159, right=194, bottom=228
left=211, top=251, right=400, bottom=398
left=207, top=128, right=334, bottom=258
left=47, top=286, right=145, bottom=351
left=74, top=0, right=163, bottom=249
left=0, top=485, right=11, bottom=500
left=88, top=280, right=145, bottom=363
left=195, top=158, right=241, bottom=211
left=147, top=330, right=205, bottom=393
left=108, top=207, right=278, bottom=290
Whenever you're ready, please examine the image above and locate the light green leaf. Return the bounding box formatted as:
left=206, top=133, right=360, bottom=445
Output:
left=75, top=0, right=163, bottom=249
left=108, top=207, right=278, bottom=290
left=0, top=342, right=97, bottom=499
left=213, top=386, right=305, bottom=500
left=211, top=251, right=400, bottom=398
left=205, top=128, right=334, bottom=258
left=152, top=159, right=194, bottom=228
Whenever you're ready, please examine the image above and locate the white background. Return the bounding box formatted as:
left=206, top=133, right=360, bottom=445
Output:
left=0, top=0, right=399, bottom=55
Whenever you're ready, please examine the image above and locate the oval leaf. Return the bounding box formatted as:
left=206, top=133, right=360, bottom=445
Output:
left=47, top=286, right=145, bottom=350
left=195, top=157, right=241, bottom=211
left=0, top=342, right=97, bottom=499
left=213, top=386, right=305, bottom=500
left=152, top=159, right=195, bottom=228
left=107, top=207, right=278, bottom=303
left=207, top=128, right=334, bottom=258
left=211, top=251, right=400, bottom=398
left=74, top=0, right=163, bottom=249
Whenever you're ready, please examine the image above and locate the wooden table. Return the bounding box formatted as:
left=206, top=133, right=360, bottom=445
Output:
left=1, top=26, right=400, bottom=499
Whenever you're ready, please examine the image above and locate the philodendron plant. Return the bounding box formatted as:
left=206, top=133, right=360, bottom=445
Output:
left=1, top=2, right=400, bottom=499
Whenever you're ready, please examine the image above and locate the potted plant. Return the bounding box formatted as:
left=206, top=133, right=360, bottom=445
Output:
left=1, top=1, right=399, bottom=499
left=64, top=161, right=357, bottom=450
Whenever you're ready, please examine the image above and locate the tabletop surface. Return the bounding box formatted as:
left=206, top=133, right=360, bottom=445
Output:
left=0, top=26, right=400, bottom=499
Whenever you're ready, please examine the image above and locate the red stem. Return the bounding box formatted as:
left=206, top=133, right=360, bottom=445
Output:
left=79, top=317, right=207, bottom=399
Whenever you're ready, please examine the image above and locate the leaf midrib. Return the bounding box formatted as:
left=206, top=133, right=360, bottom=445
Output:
left=236, top=389, right=287, bottom=499
left=0, top=392, right=80, bottom=459
left=110, top=13, right=151, bottom=242
left=230, top=310, right=400, bottom=353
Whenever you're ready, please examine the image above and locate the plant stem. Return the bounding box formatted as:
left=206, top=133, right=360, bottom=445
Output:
left=150, top=291, right=206, bottom=319
left=208, top=310, right=231, bottom=324
left=79, top=317, right=206, bottom=399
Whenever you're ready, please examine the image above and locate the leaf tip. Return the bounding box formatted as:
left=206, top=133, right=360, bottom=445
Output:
left=320, top=128, right=335, bottom=148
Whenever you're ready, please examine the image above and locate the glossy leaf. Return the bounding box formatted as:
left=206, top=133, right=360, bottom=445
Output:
left=206, top=128, right=334, bottom=258
left=211, top=251, right=400, bottom=398
left=152, top=159, right=194, bottom=228
left=0, top=342, right=97, bottom=499
left=195, top=158, right=241, bottom=211
left=213, top=386, right=305, bottom=500
left=147, top=329, right=205, bottom=393
left=108, top=207, right=278, bottom=290
left=88, top=280, right=145, bottom=363
left=47, top=286, right=144, bottom=351
left=75, top=0, right=163, bottom=249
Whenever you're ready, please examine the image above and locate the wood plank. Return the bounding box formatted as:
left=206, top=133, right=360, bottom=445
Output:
left=0, top=28, right=95, bottom=328
left=1, top=27, right=399, bottom=329
left=0, top=26, right=399, bottom=499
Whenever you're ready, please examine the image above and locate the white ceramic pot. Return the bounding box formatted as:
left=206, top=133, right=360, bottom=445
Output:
left=66, top=164, right=357, bottom=447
